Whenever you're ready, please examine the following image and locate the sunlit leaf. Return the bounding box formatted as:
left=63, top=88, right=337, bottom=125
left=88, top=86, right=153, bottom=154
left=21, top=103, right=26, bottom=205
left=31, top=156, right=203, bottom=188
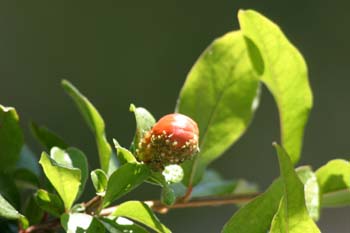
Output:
left=239, top=10, right=313, bottom=164
left=176, top=31, right=260, bottom=186
left=129, top=104, right=156, bottom=154
left=61, top=213, right=105, bottom=233
left=113, top=139, right=137, bottom=165
left=110, top=201, right=171, bottom=233
left=103, top=163, right=150, bottom=207
left=91, top=169, right=108, bottom=195
left=296, top=166, right=320, bottom=221
left=62, top=80, right=116, bottom=174
left=270, top=144, right=320, bottom=233
left=222, top=179, right=283, bottom=233
left=100, top=217, right=149, bottom=233
left=39, top=152, right=81, bottom=210
left=316, top=159, right=350, bottom=207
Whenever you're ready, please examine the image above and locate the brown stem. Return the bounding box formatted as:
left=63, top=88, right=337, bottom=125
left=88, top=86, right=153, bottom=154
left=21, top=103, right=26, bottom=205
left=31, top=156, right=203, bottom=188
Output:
left=100, top=192, right=260, bottom=215
left=21, top=219, right=60, bottom=233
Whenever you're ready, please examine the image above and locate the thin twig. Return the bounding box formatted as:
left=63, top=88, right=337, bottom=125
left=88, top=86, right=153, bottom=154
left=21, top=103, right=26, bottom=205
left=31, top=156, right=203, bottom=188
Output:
left=100, top=192, right=260, bottom=215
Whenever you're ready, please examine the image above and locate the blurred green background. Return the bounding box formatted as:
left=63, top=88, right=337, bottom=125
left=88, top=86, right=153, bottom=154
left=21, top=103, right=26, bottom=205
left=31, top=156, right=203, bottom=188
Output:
left=2, top=0, right=350, bottom=232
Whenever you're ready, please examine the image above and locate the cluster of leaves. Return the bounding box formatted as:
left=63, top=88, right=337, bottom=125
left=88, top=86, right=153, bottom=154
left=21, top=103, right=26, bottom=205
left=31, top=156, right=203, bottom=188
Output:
left=0, top=9, right=349, bottom=233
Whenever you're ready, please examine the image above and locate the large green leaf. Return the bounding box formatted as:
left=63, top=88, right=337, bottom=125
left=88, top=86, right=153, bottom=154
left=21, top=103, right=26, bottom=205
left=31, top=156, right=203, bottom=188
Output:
left=315, top=159, right=350, bottom=207
left=39, top=152, right=81, bottom=210
left=270, top=144, right=320, bottom=233
left=129, top=104, right=156, bottom=154
left=103, top=163, right=150, bottom=207
left=222, top=179, right=283, bottom=233
left=50, top=147, right=88, bottom=197
left=34, top=189, right=65, bottom=217
left=0, top=105, right=23, bottom=171
left=110, top=201, right=171, bottom=233
left=176, top=31, right=260, bottom=186
left=30, top=122, right=68, bottom=150
left=239, top=10, right=313, bottom=164
left=296, top=166, right=320, bottom=221
left=62, top=80, right=115, bottom=174
left=61, top=213, right=105, bottom=233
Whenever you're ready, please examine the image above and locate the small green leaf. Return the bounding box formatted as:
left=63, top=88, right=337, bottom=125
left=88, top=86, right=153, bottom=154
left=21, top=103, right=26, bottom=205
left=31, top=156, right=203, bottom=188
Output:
left=91, top=169, right=108, bottom=194
left=161, top=186, right=176, bottom=206
left=13, top=168, right=40, bottom=190
left=110, top=201, right=171, bottom=233
left=296, top=166, right=320, bottom=221
left=103, top=163, right=150, bottom=207
left=62, top=80, right=115, bottom=174
left=0, top=194, right=22, bottom=220
left=39, top=152, right=81, bottom=210
left=191, top=170, right=237, bottom=198
left=176, top=31, right=260, bottom=187
left=113, top=139, right=137, bottom=164
left=24, top=195, right=44, bottom=225
left=270, top=144, right=320, bottom=233
left=61, top=213, right=105, bottom=233
left=129, top=104, right=156, bottom=154
left=239, top=10, right=313, bottom=164
left=222, top=179, right=283, bottom=233
left=0, top=105, right=23, bottom=171
left=100, top=217, right=149, bottom=233
left=30, top=122, right=68, bottom=150
left=315, top=159, right=350, bottom=207
left=34, top=189, right=65, bottom=217
left=16, top=145, right=40, bottom=176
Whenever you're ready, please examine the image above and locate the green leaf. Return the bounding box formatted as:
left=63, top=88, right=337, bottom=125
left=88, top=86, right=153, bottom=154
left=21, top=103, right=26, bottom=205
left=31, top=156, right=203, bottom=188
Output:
left=110, top=201, right=171, bottom=233
left=161, top=186, right=176, bottom=206
left=0, top=105, right=23, bottom=171
left=270, top=143, right=320, bottom=233
left=24, top=195, right=44, bottom=225
left=13, top=168, right=40, bottom=190
left=238, top=10, right=313, bottom=164
left=0, top=172, right=20, bottom=209
left=176, top=31, right=260, bottom=187
left=100, top=217, right=149, bottom=233
left=30, top=122, right=68, bottom=150
left=34, top=189, right=65, bottom=217
left=39, top=152, right=81, bottom=210
left=61, top=213, right=105, bottom=233
left=16, top=145, right=40, bottom=176
left=296, top=166, right=320, bottom=221
left=91, top=169, right=108, bottom=194
left=191, top=170, right=237, bottom=197
left=129, top=104, right=156, bottom=154
left=315, top=159, right=350, bottom=207
left=50, top=147, right=89, bottom=197
left=0, top=194, right=22, bottom=220
left=222, top=179, right=283, bottom=233
left=113, top=139, right=137, bottom=164
left=103, top=163, right=150, bottom=207
left=62, top=79, right=115, bottom=174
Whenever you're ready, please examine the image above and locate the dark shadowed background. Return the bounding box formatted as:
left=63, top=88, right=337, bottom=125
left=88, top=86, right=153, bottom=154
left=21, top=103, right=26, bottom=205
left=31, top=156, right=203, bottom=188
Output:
left=2, top=0, right=350, bottom=232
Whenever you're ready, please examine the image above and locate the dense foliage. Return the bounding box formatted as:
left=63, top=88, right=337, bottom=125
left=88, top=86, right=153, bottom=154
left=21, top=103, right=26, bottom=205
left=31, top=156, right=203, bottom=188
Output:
left=0, top=9, right=349, bottom=233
